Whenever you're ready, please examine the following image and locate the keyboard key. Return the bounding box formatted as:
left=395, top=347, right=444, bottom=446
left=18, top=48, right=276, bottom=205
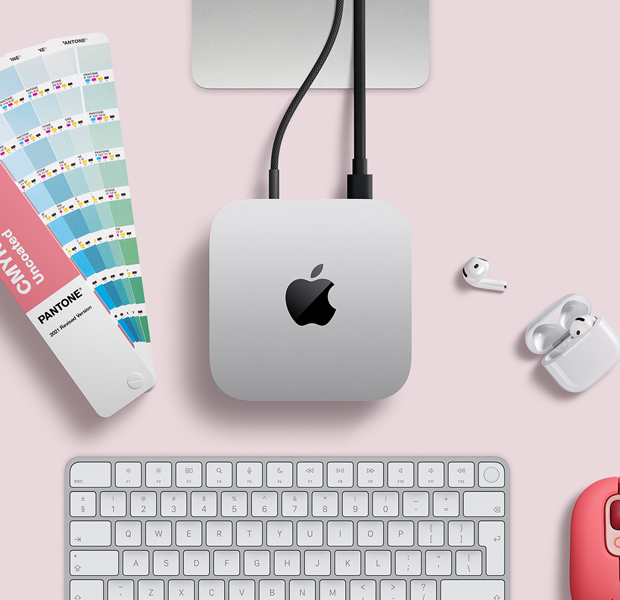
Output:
left=365, top=550, right=391, bottom=575
left=70, top=550, right=119, bottom=576
left=335, top=550, right=361, bottom=575
left=169, top=580, right=194, bottom=599
left=244, top=550, right=270, bottom=575
left=199, top=580, right=225, bottom=600
left=350, top=580, right=376, bottom=600
left=109, top=580, right=133, bottom=600
left=190, top=492, right=215, bottom=517
left=237, top=462, right=263, bottom=487
left=116, top=463, right=141, bottom=488
left=267, top=462, right=293, bottom=487
left=411, top=581, right=436, bottom=600
left=418, top=463, right=444, bottom=488
left=282, top=492, right=308, bottom=517
left=162, top=492, right=188, bottom=517
left=479, top=462, right=506, bottom=488
left=260, top=580, right=285, bottom=600
left=402, top=492, right=429, bottom=517
left=101, top=492, right=127, bottom=517
left=237, top=521, right=263, bottom=546
left=230, top=580, right=254, bottom=600
left=267, top=520, right=293, bottom=546
left=70, top=521, right=111, bottom=546
left=214, top=551, right=240, bottom=575
left=320, top=580, right=345, bottom=600
left=358, top=521, right=384, bottom=546
left=328, top=462, right=354, bottom=487
left=70, top=491, right=96, bottom=517
left=252, top=491, right=278, bottom=516
left=343, top=492, right=369, bottom=517
left=305, top=550, right=331, bottom=575
left=448, top=520, right=475, bottom=546
left=138, top=580, right=164, bottom=600
left=145, top=462, right=172, bottom=488
left=380, top=580, right=406, bottom=600
left=313, top=491, right=339, bottom=516
left=298, top=521, right=323, bottom=546
left=418, top=521, right=444, bottom=546
left=206, top=521, right=233, bottom=546
left=463, top=492, right=505, bottom=517
left=327, top=521, right=354, bottom=547
left=456, top=550, right=482, bottom=575
left=207, top=462, right=233, bottom=487
left=433, top=491, right=459, bottom=517
left=395, top=550, right=421, bottom=575
left=358, top=463, right=384, bottom=487
left=183, top=550, right=210, bottom=575
left=70, top=462, right=111, bottom=488
left=440, top=580, right=505, bottom=600
left=387, top=462, right=414, bottom=487
left=131, top=492, right=157, bottom=517
left=176, top=463, right=202, bottom=488
left=388, top=521, right=414, bottom=546
left=70, top=579, right=104, bottom=600
left=153, top=551, right=179, bottom=575
left=116, top=521, right=141, bottom=547
left=448, top=462, right=474, bottom=488
left=479, top=521, right=505, bottom=575
left=123, top=550, right=149, bottom=575
left=222, top=491, right=248, bottom=517
left=176, top=521, right=202, bottom=546
left=425, top=550, right=451, bottom=575
left=372, top=491, right=399, bottom=516
left=297, top=462, right=323, bottom=487
left=274, top=550, right=301, bottom=575
left=290, top=580, right=315, bottom=600
left=146, top=521, right=172, bottom=546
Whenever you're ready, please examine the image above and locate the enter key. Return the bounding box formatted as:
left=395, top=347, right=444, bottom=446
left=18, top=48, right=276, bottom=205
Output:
left=479, top=521, right=505, bottom=576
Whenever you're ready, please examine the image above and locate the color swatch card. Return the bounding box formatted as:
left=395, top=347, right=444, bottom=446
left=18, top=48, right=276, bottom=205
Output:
left=0, top=34, right=155, bottom=416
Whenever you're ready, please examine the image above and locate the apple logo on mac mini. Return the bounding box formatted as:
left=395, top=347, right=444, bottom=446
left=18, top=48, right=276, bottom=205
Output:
left=285, top=264, right=336, bottom=326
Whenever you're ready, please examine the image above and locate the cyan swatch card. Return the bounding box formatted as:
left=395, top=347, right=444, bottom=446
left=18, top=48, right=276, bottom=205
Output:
left=0, top=34, right=155, bottom=415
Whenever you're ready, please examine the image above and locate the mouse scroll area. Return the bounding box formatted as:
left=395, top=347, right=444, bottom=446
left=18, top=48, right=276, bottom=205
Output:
left=604, top=494, right=620, bottom=558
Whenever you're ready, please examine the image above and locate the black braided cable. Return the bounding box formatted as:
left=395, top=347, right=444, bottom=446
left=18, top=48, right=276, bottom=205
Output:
left=269, top=0, right=345, bottom=198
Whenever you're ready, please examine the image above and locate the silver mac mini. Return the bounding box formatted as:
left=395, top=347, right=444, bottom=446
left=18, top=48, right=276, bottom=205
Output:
left=209, top=199, right=412, bottom=401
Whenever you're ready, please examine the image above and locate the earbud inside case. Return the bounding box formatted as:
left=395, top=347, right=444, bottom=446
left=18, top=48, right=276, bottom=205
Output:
left=525, top=293, right=620, bottom=392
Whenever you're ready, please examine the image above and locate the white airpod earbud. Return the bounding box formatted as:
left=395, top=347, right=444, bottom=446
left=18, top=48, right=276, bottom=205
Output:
left=570, top=315, right=597, bottom=338
left=462, top=256, right=507, bottom=292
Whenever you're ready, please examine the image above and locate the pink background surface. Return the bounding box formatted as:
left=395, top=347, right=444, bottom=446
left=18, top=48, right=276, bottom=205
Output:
left=1, top=1, right=620, bottom=597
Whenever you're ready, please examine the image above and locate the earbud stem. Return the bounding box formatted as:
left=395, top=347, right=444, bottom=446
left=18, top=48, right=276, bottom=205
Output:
left=470, top=278, right=507, bottom=292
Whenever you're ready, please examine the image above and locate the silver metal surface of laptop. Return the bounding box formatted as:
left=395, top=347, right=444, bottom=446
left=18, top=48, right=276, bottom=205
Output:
left=192, top=0, right=429, bottom=89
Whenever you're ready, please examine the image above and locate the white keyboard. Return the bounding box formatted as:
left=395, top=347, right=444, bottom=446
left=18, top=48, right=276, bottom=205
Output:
left=66, top=457, right=509, bottom=600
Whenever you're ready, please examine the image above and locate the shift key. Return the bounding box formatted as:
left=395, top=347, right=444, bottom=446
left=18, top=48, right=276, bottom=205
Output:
left=70, top=551, right=118, bottom=576
left=464, top=492, right=505, bottom=516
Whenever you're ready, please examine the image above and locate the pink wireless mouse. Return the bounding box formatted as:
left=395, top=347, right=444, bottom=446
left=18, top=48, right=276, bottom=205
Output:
left=571, top=477, right=620, bottom=599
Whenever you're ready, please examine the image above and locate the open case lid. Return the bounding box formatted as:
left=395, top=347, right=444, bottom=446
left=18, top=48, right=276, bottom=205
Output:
left=525, top=293, right=592, bottom=355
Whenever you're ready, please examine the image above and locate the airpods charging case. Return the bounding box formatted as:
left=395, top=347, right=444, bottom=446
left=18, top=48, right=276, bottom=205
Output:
left=525, top=293, right=620, bottom=392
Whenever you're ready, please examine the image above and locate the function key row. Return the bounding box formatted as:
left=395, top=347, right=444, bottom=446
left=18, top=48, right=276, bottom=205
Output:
left=70, top=461, right=505, bottom=490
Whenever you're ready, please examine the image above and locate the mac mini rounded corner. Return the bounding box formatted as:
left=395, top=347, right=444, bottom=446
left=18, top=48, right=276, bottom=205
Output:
left=525, top=293, right=620, bottom=393
left=209, top=199, right=412, bottom=402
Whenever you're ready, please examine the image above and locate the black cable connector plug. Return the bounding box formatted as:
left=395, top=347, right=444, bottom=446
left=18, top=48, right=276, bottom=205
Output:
left=348, top=159, right=373, bottom=199
left=269, top=169, right=280, bottom=200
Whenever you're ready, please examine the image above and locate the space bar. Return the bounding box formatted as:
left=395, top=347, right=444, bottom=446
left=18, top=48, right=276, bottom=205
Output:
left=441, top=580, right=505, bottom=600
